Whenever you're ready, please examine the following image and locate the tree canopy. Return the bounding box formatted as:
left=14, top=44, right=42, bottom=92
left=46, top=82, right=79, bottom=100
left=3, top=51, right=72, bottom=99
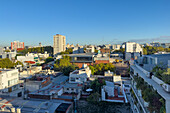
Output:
left=90, top=79, right=106, bottom=94
left=45, top=57, right=54, bottom=63
left=18, top=46, right=53, bottom=55
left=54, top=55, right=78, bottom=76
left=89, top=63, right=115, bottom=75
left=60, top=48, right=73, bottom=55
left=113, top=48, right=125, bottom=53
left=0, top=58, right=15, bottom=68
left=143, top=46, right=170, bottom=55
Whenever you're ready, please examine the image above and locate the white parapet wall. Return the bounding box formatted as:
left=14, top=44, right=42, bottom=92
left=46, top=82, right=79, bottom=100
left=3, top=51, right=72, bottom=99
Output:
left=152, top=75, right=164, bottom=85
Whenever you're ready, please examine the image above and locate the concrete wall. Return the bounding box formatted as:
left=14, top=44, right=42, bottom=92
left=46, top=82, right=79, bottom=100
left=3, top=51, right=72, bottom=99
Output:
left=0, top=69, right=19, bottom=90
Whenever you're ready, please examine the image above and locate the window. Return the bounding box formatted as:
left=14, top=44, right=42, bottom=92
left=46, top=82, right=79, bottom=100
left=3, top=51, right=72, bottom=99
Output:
left=70, top=77, right=75, bottom=82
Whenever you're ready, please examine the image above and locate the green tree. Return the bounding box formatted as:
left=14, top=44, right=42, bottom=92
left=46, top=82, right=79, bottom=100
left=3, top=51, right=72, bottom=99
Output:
left=15, top=61, right=24, bottom=67
left=90, top=79, right=106, bottom=94
left=0, top=58, right=14, bottom=68
left=143, top=48, right=147, bottom=55
left=5, top=50, right=10, bottom=52
left=87, top=92, right=100, bottom=104
left=45, top=57, right=54, bottom=63
left=95, top=49, right=98, bottom=53
left=54, top=55, right=78, bottom=76
left=66, top=48, right=73, bottom=54
left=89, top=63, right=115, bottom=75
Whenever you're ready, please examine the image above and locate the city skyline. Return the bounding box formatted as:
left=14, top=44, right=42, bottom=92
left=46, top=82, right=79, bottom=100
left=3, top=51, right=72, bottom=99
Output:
left=0, top=0, right=170, bottom=46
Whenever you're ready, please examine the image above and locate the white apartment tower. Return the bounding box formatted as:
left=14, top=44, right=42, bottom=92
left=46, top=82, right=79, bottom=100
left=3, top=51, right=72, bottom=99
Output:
left=125, top=42, right=143, bottom=61
left=53, top=34, right=66, bottom=56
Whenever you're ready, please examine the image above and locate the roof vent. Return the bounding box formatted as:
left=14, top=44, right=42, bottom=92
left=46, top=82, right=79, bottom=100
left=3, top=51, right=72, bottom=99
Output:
left=11, top=107, right=15, bottom=112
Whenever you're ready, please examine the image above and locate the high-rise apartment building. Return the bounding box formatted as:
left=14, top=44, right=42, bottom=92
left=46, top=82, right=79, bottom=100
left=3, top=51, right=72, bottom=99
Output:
left=53, top=34, right=66, bottom=56
left=130, top=54, right=170, bottom=113
left=11, top=41, right=24, bottom=50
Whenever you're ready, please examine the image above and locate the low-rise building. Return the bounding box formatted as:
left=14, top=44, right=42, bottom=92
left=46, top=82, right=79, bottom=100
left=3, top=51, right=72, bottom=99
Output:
left=150, top=42, right=161, bottom=47
left=69, top=64, right=91, bottom=84
left=2, top=51, right=16, bottom=61
left=161, top=43, right=170, bottom=48
left=100, top=48, right=110, bottom=54
left=68, top=53, right=95, bottom=68
left=0, top=69, right=23, bottom=97
left=0, top=97, right=73, bottom=113
left=85, top=45, right=95, bottom=53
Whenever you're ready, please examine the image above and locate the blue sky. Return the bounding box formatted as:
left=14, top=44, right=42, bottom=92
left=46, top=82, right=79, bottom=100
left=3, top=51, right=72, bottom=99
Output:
left=0, top=0, right=170, bottom=46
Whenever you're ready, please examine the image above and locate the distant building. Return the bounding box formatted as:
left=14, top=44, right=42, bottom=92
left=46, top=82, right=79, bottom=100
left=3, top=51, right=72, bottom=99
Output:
left=112, top=44, right=121, bottom=50
left=39, top=42, right=42, bottom=47
left=11, top=41, right=24, bottom=50
left=17, top=52, right=48, bottom=66
left=2, top=51, right=16, bottom=60
left=105, top=44, right=112, bottom=49
left=66, top=43, right=70, bottom=48
left=125, top=42, right=142, bottom=61
left=53, top=34, right=66, bottom=56
left=73, top=46, right=84, bottom=54
left=100, top=48, right=110, bottom=54
left=150, top=42, right=161, bottom=47
left=161, top=43, right=170, bottom=48
left=17, top=53, right=35, bottom=66
left=68, top=53, right=95, bottom=68
left=85, top=45, right=95, bottom=53
left=67, top=53, right=112, bottom=68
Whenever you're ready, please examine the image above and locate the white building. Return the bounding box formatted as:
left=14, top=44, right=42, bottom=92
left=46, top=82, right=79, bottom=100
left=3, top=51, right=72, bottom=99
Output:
left=112, top=44, right=121, bottom=50
left=0, top=69, right=23, bottom=97
left=53, top=34, right=66, bottom=56
left=85, top=45, right=95, bottom=53
left=125, top=42, right=143, bottom=61
left=69, top=64, right=91, bottom=84
left=17, top=53, right=35, bottom=66
left=73, top=47, right=84, bottom=54
left=2, top=51, right=16, bottom=60
left=37, top=51, right=49, bottom=59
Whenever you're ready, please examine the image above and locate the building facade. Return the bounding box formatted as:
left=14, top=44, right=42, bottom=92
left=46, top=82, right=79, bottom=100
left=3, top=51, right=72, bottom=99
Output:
left=11, top=41, right=24, bottom=50
left=69, top=64, right=91, bottom=84
left=130, top=54, right=170, bottom=113
left=125, top=42, right=143, bottom=61
left=2, top=51, right=16, bottom=61
left=0, top=69, right=23, bottom=97
left=53, top=34, right=66, bottom=56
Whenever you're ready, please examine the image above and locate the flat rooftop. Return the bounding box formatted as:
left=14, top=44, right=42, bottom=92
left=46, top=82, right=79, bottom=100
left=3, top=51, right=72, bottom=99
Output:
left=67, top=53, right=96, bottom=57
left=0, top=97, right=72, bottom=113
left=64, top=82, right=83, bottom=89
left=0, top=69, right=17, bottom=74
left=145, top=53, right=170, bottom=58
